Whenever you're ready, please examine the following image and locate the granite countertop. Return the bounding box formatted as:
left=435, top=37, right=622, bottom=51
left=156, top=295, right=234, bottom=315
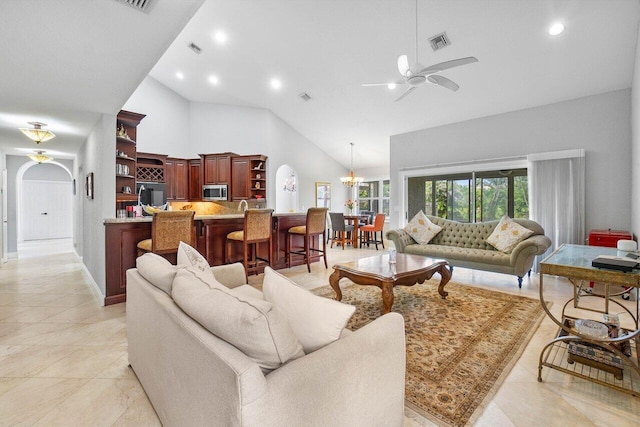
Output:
left=104, top=211, right=306, bottom=224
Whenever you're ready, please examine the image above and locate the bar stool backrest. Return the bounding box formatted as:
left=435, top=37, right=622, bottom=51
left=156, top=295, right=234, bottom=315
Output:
left=244, top=209, right=274, bottom=241
left=307, top=208, right=328, bottom=235
left=152, top=211, right=196, bottom=254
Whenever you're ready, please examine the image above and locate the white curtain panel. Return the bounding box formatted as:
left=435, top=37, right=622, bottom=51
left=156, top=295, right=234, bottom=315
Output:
left=528, top=149, right=585, bottom=271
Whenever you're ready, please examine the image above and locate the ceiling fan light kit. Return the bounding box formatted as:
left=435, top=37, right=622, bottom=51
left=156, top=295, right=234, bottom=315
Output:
left=364, top=0, right=478, bottom=101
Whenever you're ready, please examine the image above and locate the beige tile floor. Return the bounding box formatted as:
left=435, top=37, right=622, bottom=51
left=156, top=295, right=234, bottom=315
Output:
left=0, top=239, right=639, bottom=426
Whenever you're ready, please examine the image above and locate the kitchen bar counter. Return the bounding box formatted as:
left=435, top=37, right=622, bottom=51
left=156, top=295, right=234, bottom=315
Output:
left=104, top=212, right=317, bottom=305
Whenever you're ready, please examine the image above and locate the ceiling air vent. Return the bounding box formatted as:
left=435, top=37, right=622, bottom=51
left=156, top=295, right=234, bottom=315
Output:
left=188, top=42, right=202, bottom=54
left=299, top=92, right=312, bottom=101
left=117, top=0, right=153, bottom=13
left=428, top=32, right=450, bottom=51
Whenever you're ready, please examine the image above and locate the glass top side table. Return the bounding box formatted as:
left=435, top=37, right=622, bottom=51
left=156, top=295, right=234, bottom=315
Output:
left=538, top=244, right=640, bottom=396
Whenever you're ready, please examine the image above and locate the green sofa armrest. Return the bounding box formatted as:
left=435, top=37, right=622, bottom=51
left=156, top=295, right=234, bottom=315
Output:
left=510, top=235, right=553, bottom=276
left=386, top=229, right=416, bottom=253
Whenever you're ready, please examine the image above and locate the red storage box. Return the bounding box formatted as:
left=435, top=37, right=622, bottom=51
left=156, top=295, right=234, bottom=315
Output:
left=588, top=229, right=632, bottom=248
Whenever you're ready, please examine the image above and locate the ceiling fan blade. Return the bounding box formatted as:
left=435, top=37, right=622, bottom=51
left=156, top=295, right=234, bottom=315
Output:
left=397, top=54, right=409, bottom=76
left=427, top=75, right=459, bottom=91
left=362, top=81, right=405, bottom=87
left=418, top=56, right=478, bottom=75
left=394, top=86, right=417, bottom=102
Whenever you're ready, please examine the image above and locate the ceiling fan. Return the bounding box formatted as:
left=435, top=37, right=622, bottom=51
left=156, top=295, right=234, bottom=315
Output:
left=363, top=0, right=478, bottom=101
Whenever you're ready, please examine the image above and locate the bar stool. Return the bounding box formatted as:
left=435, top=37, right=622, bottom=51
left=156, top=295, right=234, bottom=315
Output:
left=286, top=207, right=328, bottom=272
left=226, top=209, right=274, bottom=282
left=137, top=210, right=196, bottom=258
left=328, top=212, right=355, bottom=250
left=360, top=213, right=386, bottom=250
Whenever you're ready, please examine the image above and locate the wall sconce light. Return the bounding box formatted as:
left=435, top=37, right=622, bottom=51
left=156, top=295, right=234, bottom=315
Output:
left=19, top=122, right=56, bottom=144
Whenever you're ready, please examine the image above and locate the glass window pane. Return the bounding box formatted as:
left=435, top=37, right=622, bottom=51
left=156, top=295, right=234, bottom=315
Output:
left=435, top=180, right=447, bottom=218
left=451, top=179, right=470, bottom=222
left=382, top=180, right=390, bottom=197
left=477, top=177, right=507, bottom=222
left=513, top=176, right=529, bottom=218
left=425, top=181, right=433, bottom=215
left=383, top=199, right=389, bottom=216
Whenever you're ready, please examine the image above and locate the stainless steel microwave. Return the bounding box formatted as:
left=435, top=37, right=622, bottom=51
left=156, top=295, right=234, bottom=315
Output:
left=202, top=184, right=228, bottom=201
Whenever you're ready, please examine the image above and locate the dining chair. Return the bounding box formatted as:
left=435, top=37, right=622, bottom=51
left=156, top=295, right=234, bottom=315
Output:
left=286, top=207, right=328, bottom=272
left=226, top=209, right=274, bottom=282
left=359, top=213, right=386, bottom=250
left=328, top=212, right=355, bottom=250
left=137, top=210, right=196, bottom=257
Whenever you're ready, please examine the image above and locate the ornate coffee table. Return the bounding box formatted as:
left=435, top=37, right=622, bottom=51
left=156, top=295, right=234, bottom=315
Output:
left=329, top=253, right=451, bottom=314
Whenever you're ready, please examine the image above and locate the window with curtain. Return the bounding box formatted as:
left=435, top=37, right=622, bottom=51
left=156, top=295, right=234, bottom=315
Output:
left=528, top=150, right=585, bottom=269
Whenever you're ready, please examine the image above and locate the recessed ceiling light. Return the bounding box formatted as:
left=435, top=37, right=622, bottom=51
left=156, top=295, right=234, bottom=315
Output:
left=209, top=75, right=219, bottom=85
left=387, top=83, right=397, bottom=90
left=176, top=72, right=184, bottom=80
left=270, top=78, right=282, bottom=90
left=214, top=31, right=227, bottom=44
left=548, top=22, right=565, bottom=36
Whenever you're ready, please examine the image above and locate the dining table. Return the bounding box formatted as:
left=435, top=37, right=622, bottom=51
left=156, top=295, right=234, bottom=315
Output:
left=344, top=214, right=370, bottom=249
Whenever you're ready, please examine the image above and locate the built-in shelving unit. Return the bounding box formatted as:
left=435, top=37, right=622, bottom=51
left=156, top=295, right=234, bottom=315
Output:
left=116, top=111, right=146, bottom=210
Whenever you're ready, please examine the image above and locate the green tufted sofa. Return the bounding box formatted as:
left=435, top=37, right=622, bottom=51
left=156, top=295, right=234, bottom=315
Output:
left=386, top=215, right=552, bottom=287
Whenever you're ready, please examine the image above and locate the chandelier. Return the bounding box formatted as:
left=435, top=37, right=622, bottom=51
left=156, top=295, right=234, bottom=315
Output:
left=28, top=150, right=53, bottom=164
left=340, top=142, right=364, bottom=187
left=19, top=122, right=56, bottom=144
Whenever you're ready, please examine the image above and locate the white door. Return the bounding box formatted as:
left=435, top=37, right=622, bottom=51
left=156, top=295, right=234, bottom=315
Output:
left=22, top=180, right=72, bottom=240
left=1, top=169, right=7, bottom=264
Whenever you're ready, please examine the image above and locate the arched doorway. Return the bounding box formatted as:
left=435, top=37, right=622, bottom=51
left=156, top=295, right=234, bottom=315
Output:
left=16, top=160, right=73, bottom=256
left=275, top=164, right=298, bottom=213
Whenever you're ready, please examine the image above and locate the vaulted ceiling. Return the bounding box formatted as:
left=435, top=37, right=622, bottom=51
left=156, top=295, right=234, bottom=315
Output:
left=1, top=0, right=638, bottom=169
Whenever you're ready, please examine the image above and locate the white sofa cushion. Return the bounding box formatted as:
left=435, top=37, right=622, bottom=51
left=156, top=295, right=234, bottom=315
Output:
left=262, top=267, right=355, bottom=353
left=405, top=210, right=442, bottom=244
left=486, top=215, right=534, bottom=253
left=136, top=253, right=177, bottom=294
left=172, top=267, right=304, bottom=371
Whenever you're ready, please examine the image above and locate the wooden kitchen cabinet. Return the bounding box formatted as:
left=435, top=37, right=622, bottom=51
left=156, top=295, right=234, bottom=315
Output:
left=231, top=156, right=250, bottom=200
left=231, top=155, right=267, bottom=204
left=202, top=153, right=235, bottom=185
left=166, top=157, right=189, bottom=201
left=188, top=159, right=202, bottom=201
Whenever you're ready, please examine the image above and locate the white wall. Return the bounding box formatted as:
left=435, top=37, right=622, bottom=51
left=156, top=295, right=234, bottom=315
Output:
left=390, top=90, right=632, bottom=232
left=123, top=77, right=192, bottom=158
left=632, top=24, right=640, bottom=241
left=76, top=114, right=117, bottom=298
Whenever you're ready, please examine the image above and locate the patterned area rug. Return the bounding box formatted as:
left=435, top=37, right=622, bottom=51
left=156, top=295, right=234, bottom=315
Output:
left=313, top=279, right=546, bottom=427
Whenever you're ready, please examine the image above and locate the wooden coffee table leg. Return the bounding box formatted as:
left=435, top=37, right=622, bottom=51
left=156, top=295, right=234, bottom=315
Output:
left=329, top=269, right=343, bottom=301
left=381, top=281, right=394, bottom=314
left=437, top=263, right=452, bottom=299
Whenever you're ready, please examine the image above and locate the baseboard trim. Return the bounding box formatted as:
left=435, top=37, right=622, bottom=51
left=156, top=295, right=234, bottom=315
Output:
left=75, top=253, right=105, bottom=307
left=7, top=252, right=17, bottom=259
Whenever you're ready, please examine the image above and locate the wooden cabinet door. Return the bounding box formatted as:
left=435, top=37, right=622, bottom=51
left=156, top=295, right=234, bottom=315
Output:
left=188, top=160, right=202, bottom=200
left=216, top=156, right=230, bottom=184
left=174, top=159, right=188, bottom=200
left=165, top=159, right=175, bottom=200
left=203, top=156, right=216, bottom=184
left=231, top=157, right=250, bottom=200
left=204, top=155, right=231, bottom=184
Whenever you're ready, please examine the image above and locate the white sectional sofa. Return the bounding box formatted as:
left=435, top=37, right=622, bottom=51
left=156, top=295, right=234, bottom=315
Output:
left=126, top=257, right=406, bottom=427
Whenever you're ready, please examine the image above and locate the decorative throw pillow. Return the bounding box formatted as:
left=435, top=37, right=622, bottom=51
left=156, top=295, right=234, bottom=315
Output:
left=136, top=253, right=177, bottom=295
left=486, top=215, right=534, bottom=253
left=405, top=210, right=442, bottom=244
left=172, top=267, right=304, bottom=371
left=177, top=241, right=211, bottom=276
left=262, top=267, right=355, bottom=353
